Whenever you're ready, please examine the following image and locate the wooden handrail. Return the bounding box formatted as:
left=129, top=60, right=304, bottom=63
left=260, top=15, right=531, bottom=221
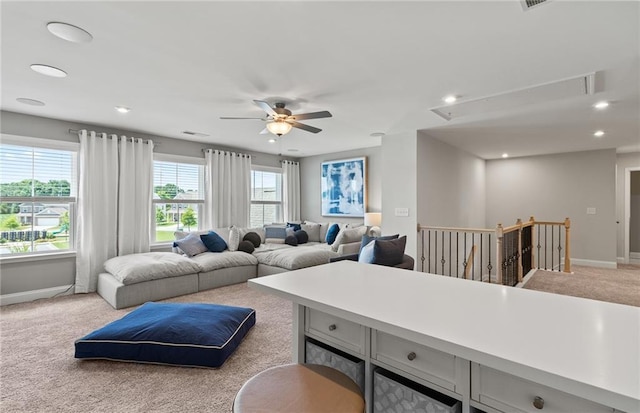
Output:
left=417, top=225, right=494, bottom=234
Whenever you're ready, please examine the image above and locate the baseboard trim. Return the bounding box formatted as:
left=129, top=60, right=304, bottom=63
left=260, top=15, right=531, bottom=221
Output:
left=0, top=285, right=73, bottom=306
left=630, top=252, right=640, bottom=259
left=571, top=259, right=617, bottom=269
left=617, top=257, right=626, bottom=264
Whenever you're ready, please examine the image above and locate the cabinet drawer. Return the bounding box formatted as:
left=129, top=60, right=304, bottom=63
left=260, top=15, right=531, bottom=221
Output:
left=373, top=330, right=458, bottom=393
left=471, top=363, right=615, bottom=413
left=305, top=308, right=365, bottom=354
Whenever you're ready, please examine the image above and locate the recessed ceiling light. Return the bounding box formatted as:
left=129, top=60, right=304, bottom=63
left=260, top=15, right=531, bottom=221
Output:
left=594, top=130, right=605, bottom=137
left=502, top=153, right=509, bottom=158
left=115, top=106, right=131, bottom=113
left=593, top=101, right=609, bottom=110
left=369, top=132, right=386, bottom=137
left=268, top=138, right=276, bottom=143
left=47, top=22, right=93, bottom=43
left=16, top=98, right=45, bottom=106
left=443, top=95, right=457, bottom=104
left=30, top=64, right=67, bottom=78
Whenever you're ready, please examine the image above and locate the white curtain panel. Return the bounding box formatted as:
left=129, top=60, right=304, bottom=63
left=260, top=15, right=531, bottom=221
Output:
left=75, top=131, right=119, bottom=293
left=117, top=136, right=154, bottom=255
left=204, top=149, right=251, bottom=228
left=75, top=131, right=154, bottom=293
left=282, top=160, right=301, bottom=222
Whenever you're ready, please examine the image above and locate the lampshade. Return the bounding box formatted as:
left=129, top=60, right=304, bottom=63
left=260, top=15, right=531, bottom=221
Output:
left=364, top=212, right=381, bottom=227
left=266, top=120, right=293, bottom=136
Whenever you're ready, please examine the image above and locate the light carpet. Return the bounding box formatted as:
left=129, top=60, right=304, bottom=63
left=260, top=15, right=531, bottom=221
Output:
left=522, top=264, right=640, bottom=307
left=0, top=283, right=292, bottom=413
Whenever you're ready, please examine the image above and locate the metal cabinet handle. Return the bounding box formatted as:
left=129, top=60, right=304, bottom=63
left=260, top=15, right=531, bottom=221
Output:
left=533, top=396, right=545, bottom=409
left=407, top=352, right=417, bottom=361
left=328, top=324, right=337, bottom=331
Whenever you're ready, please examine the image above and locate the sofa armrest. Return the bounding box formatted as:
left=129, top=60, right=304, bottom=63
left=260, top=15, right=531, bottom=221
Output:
left=329, top=253, right=359, bottom=263
left=336, top=241, right=361, bottom=256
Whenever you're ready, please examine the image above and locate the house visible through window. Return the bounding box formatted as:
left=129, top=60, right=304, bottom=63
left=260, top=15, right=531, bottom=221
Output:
left=152, top=156, right=204, bottom=243
left=0, top=141, right=77, bottom=256
left=251, top=168, right=282, bottom=227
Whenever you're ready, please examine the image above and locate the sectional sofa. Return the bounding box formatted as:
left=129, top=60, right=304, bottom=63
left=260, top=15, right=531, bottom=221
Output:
left=97, top=222, right=368, bottom=309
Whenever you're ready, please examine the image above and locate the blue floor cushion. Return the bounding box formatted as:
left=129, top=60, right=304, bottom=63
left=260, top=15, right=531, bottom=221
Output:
left=75, top=302, right=256, bottom=368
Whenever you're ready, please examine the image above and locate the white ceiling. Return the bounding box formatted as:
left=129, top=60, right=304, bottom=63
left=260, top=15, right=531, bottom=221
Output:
left=1, top=1, right=638, bottom=159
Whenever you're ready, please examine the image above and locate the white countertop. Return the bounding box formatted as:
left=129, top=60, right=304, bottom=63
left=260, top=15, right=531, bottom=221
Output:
left=249, top=261, right=640, bottom=412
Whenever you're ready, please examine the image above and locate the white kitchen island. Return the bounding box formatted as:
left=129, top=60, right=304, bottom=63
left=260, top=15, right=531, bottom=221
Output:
left=248, top=260, right=639, bottom=413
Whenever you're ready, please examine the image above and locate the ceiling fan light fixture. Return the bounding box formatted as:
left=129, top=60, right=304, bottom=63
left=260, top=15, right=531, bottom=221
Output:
left=266, top=120, right=292, bottom=136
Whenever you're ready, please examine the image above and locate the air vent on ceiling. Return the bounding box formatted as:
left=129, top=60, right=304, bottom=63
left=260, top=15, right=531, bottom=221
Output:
left=430, top=72, right=595, bottom=121
left=182, top=131, right=209, bottom=137
left=521, top=0, right=551, bottom=11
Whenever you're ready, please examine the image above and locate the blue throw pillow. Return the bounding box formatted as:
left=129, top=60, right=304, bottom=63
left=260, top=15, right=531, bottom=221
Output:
left=358, top=239, right=376, bottom=264
left=287, top=222, right=302, bottom=232
left=200, top=231, right=227, bottom=252
left=325, top=223, right=340, bottom=245
left=359, top=234, right=399, bottom=255
left=373, top=236, right=407, bottom=266
left=265, top=226, right=288, bottom=239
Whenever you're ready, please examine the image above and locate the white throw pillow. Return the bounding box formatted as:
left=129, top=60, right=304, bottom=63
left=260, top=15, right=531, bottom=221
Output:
left=331, top=226, right=367, bottom=252
left=229, top=226, right=266, bottom=251
left=301, top=223, right=321, bottom=243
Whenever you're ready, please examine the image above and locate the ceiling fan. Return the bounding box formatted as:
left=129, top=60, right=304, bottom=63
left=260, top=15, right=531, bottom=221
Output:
left=220, top=100, right=332, bottom=136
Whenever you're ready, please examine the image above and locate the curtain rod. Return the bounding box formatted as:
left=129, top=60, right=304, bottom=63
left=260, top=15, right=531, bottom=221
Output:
left=201, top=148, right=252, bottom=158
left=68, top=129, right=156, bottom=145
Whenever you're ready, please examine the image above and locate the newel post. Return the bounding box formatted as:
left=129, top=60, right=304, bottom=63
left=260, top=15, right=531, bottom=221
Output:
left=496, top=223, right=504, bottom=285
left=529, top=216, right=536, bottom=271
left=516, top=218, right=523, bottom=283
left=564, top=217, right=571, bottom=273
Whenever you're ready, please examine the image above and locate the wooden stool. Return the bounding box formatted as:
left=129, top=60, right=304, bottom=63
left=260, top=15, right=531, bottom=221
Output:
left=233, top=363, right=365, bottom=413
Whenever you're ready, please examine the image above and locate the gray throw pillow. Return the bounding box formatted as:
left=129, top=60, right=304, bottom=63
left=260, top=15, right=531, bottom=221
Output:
left=285, top=235, right=298, bottom=246
left=174, top=233, right=208, bottom=257
left=359, top=234, right=399, bottom=255
left=237, top=240, right=255, bottom=254
left=372, top=236, right=407, bottom=266
left=243, top=232, right=261, bottom=248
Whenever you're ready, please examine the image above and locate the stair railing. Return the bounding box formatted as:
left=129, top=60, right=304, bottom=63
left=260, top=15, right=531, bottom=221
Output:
left=417, top=217, right=571, bottom=286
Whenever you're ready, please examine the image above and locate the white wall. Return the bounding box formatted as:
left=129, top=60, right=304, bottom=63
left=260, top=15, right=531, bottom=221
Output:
left=300, top=146, right=381, bottom=225
left=0, top=110, right=291, bottom=298
left=615, top=152, right=640, bottom=258
left=417, top=132, right=486, bottom=229
left=486, top=149, right=617, bottom=265
left=381, top=132, right=418, bottom=262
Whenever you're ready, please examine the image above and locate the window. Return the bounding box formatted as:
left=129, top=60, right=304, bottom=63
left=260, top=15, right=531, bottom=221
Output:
left=251, top=168, right=283, bottom=227
left=0, top=138, right=77, bottom=256
left=152, top=155, right=204, bottom=243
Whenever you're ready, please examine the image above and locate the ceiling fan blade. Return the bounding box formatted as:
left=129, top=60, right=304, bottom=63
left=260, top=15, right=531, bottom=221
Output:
left=253, top=100, right=278, bottom=117
left=290, top=121, right=322, bottom=134
left=220, top=117, right=266, bottom=120
left=259, top=127, right=270, bottom=135
left=290, top=111, right=332, bottom=121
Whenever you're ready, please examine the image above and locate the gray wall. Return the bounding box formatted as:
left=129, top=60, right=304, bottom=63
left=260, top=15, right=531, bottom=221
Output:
left=381, top=132, right=418, bottom=262
left=300, top=146, right=381, bottom=225
left=631, top=171, right=640, bottom=253
left=417, top=132, right=486, bottom=229
left=486, top=149, right=617, bottom=264
left=615, top=152, right=640, bottom=258
left=0, top=111, right=291, bottom=297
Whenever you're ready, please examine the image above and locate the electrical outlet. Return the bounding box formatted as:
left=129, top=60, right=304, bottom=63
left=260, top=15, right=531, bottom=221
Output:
left=395, top=207, right=409, bottom=217
left=587, top=207, right=596, bottom=215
